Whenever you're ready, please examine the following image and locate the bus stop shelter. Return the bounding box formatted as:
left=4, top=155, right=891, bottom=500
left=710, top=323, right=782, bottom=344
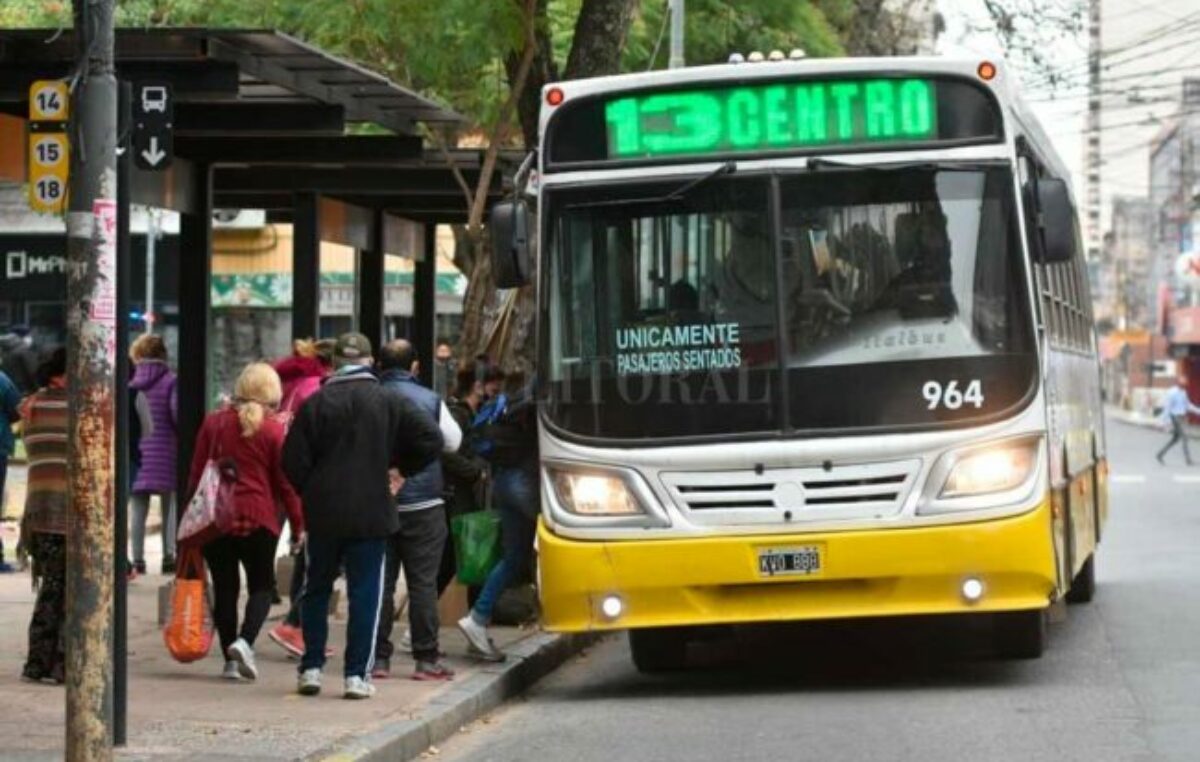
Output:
left=0, top=27, right=507, bottom=742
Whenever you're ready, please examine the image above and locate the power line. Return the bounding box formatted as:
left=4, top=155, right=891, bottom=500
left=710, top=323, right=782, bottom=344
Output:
left=1022, top=12, right=1200, bottom=88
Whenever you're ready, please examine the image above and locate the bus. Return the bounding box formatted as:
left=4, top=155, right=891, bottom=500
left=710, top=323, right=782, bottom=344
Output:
left=490, top=55, right=1107, bottom=672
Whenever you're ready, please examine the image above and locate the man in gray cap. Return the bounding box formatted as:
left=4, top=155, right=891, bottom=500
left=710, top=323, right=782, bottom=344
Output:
left=283, top=332, right=443, bottom=700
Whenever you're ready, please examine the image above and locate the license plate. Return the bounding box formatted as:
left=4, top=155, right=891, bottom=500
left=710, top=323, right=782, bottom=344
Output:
left=758, top=546, right=822, bottom=577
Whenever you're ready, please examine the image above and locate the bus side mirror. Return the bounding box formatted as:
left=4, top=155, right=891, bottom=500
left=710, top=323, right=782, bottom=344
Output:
left=490, top=200, right=531, bottom=288
left=1037, top=178, right=1078, bottom=264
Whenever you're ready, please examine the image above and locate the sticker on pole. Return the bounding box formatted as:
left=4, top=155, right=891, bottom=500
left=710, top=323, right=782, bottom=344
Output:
left=91, top=199, right=118, bottom=331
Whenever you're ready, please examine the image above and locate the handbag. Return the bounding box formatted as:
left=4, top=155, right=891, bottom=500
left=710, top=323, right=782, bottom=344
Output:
left=450, top=509, right=503, bottom=586
left=177, top=416, right=237, bottom=546
left=163, top=546, right=214, bottom=663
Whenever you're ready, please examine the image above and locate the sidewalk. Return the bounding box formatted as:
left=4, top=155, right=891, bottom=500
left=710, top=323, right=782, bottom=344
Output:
left=0, top=476, right=587, bottom=761
left=1107, top=405, right=1200, bottom=438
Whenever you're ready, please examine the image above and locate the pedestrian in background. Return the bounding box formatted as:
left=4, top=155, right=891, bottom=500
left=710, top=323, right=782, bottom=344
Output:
left=268, top=336, right=335, bottom=658
left=283, top=333, right=443, bottom=700
left=432, top=341, right=456, bottom=399
left=17, top=348, right=68, bottom=684
left=440, top=366, right=490, bottom=602
left=129, top=334, right=179, bottom=575
left=1, top=325, right=38, bottom=395
left=1157, top=376, right=1200, bottom=465
left=189, top=362, right=304, bottom=681
left=457, top=371, right=540, bottom=662
left=373, top=339, right=461, bottom=681
left=0, top=366, right=22, bottom=573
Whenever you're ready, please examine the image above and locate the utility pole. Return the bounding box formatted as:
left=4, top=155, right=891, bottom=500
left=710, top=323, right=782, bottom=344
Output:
left=1085, top=0, right=1102, bottom=264
left=668, top=0, right=685, bottom=69
left=65, top=0, right=118, bottom=758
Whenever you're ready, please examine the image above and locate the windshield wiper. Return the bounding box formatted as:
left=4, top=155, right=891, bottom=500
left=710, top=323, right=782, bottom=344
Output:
left=804, top=157, right=1007, bottom=173
left=564, top=161, right=737, bottom=210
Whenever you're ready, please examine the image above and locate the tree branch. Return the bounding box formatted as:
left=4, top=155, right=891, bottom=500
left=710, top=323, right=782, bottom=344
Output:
left=421, top=123, right=474, bottom=212
left=467, top=0, right=538, bottom=238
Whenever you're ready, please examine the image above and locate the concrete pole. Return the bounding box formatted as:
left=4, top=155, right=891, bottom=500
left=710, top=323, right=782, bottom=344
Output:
left=668, top=0, right=685, bottom=69
left=1085, top=0, right=1101, bottom=263
left=65, top=0, right=118, bottom=758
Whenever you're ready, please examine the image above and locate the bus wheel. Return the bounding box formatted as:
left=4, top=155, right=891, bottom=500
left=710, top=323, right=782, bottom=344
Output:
left=1065, top=554, right=1096, bottom=604
left=992, top=610, right=1046, bottom=659
left=629, top=628, right=690, bottom=673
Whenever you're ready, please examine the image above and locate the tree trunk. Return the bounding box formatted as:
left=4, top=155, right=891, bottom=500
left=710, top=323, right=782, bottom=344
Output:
left=507, top=0, right=556, bottom=149
left=463, top=0, right=639, bottom=374
left=564, top=0, right=641, bottom=79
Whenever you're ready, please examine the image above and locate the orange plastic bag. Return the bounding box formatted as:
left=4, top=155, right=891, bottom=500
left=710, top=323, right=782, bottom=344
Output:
left=163, top=546, right=214, bottom=663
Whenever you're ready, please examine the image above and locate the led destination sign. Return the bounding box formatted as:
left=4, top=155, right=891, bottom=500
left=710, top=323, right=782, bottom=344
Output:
left=604, top=78, right=937, bottom=159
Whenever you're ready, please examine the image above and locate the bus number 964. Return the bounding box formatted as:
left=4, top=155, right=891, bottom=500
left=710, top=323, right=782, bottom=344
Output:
left=923, top=379, right=984, bottom=410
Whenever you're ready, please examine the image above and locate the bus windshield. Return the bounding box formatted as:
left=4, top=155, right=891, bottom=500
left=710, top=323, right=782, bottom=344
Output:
left=542, top=166, right=1037, bottom=440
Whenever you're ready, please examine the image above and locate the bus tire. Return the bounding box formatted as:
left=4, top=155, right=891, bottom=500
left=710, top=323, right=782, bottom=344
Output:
left=992, top=609, right=1046, bottom=659
left=629, top=627, right=690, bottom=673
left=1065, top=554, right=1096, bottom=604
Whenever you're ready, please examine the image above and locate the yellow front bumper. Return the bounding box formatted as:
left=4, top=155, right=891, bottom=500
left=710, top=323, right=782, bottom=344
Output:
left=538, top=498, right=1057, bottom=632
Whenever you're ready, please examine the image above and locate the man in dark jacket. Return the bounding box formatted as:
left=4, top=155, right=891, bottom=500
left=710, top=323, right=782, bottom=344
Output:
left=282, top=332, right=443, bottom=700
left=373, top=339, right=461, bottom=680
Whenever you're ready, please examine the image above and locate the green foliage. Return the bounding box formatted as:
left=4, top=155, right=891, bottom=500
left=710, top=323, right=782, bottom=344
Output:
left=623, top=0, right=845, bottom=72
left=2, top=0, right=865, bottom=132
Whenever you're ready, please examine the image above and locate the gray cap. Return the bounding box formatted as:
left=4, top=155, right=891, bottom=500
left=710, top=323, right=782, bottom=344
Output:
left=334, top=332, right=373, bottom=364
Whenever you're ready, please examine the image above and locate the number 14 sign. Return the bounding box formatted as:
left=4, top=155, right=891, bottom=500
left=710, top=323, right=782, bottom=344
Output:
left=27, top=80, right=70, bottom=214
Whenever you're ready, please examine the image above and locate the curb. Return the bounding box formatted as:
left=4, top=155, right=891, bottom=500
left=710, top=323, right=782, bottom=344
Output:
left=306, top=631, right=597, bottom=762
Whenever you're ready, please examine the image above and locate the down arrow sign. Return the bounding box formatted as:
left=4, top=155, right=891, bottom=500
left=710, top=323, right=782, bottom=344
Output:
left=141, top=136, right=166, bottom=167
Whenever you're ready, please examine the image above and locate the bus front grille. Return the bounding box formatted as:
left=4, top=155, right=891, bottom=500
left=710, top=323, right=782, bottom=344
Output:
left=660, top=460, right=921, bottom=524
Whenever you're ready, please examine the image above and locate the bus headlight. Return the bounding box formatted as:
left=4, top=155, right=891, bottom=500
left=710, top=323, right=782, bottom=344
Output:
left=548, top=468, right=645, bottom=517
left=940, top=441, right=1038, bottom=498
left=919, top=436, right=1043, bottom=514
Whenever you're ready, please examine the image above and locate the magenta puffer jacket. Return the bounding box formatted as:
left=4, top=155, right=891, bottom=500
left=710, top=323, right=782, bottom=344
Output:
left=130, top=360, right=177, bottom=494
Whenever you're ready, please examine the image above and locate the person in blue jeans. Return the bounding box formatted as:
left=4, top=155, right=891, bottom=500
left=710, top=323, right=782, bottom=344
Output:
left=0, top=368, right=22, bottom=572
left=457, top=373, right=539, bottom=661
left=282, top=333, right=443, bottom=699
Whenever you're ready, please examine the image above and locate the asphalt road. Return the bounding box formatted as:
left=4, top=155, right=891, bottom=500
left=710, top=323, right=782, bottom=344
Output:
left=437, top=416, right=1200, bottom=762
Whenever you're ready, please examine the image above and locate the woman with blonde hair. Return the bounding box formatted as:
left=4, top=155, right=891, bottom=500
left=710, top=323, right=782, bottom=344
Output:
left=187, top=362, right=304, bottom=681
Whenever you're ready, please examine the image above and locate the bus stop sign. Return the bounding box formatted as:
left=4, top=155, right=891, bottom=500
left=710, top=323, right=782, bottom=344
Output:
left=133, top=81, right=173, bottom=171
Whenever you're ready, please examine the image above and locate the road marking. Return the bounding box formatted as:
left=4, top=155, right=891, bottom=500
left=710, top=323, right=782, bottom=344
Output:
left=1111, top=474, right=1146, bottom=484
left=1172, top=475, right=1200, bottom=484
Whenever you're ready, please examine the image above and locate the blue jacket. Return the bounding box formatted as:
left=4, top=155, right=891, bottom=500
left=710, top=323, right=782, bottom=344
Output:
left=0, top=370, right=20, bottom=456
left=379, top=369, right=445, bottom=509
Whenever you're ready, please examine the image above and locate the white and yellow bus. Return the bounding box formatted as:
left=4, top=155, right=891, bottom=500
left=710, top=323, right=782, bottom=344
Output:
left=491, top=55, right=1107, bottom=671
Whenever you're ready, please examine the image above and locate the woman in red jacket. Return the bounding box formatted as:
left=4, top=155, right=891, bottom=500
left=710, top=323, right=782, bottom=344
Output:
left=189, top=362, right=304, bottom=681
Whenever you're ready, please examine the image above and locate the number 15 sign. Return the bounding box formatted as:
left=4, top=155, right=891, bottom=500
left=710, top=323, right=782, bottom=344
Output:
left=27, top=80, right=70, bottom=214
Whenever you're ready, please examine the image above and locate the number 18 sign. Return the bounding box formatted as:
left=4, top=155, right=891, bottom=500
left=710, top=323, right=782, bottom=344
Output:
left=27, top=80, right=70, bottom=214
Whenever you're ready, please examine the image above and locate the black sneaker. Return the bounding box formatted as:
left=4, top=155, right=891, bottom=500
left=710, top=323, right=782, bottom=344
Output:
left=412, top=660, right=455, bottom=682
left=134, top=560, right=147, bottom=576
left=160, top=556, right=176, bottom=575
left=371, top=657, right=391, bottom=680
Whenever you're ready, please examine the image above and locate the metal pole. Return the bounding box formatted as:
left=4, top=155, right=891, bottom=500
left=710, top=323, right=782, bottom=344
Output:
left=66, top=0, right=117, bottom=758
left=668, top=0, right=685, bottom=69
left=145, top=210, right=157, bottom=334
left=113, top=80, right=131, bottom=749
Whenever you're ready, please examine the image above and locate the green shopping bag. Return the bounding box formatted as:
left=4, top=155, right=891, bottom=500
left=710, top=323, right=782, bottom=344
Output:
left=451, top=510, right=503, bottom=586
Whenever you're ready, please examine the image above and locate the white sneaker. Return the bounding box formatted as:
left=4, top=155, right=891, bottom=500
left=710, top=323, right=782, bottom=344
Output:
left=227, top=638, right=258, bottom=681
left=456, top=615, right=505, bottom=662
left=221, top=660, right=241, bottom=680
left=343, top=675, right=376, bottom=700
left=297, top=668, right=322, bottom=696
left=398, top=628, right=413, bottom=654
